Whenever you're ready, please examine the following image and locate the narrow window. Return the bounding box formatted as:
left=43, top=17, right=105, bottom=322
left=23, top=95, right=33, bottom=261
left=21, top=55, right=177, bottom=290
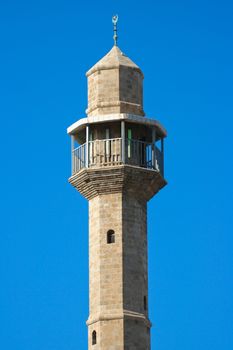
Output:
left=107, top=230, right=115, bottom=244
left=92, top=330, right=97, bottom=345
left=144, top=296, right=147, bottom=311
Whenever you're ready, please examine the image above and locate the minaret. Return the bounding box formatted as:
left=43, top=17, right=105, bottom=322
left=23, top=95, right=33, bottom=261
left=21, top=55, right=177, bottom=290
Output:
left=67, top=16, right=167, bottom=349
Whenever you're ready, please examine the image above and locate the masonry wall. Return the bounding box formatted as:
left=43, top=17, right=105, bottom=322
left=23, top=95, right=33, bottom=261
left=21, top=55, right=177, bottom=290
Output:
left=87, top=192, right=150, bottom=349
left=88, top=193, right=124, bottom=349
left=119, top=66, right=143, bottom=115
left=123, top=195, right=148, bottom=315
left=87, top=66, right=144, bottom=117
left=123, top=195, right=150, bottom=349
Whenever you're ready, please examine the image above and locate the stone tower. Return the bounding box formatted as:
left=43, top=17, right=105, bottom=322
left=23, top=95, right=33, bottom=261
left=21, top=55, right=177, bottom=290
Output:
left=67, top=18, right=167, bottom=350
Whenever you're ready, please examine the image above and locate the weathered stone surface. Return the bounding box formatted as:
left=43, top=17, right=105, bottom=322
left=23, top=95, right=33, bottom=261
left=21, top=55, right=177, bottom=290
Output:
left=69, top=165, right=166, bottom=201
left=86, top=46, right=145, bottom=117
left=87, top=191, right=151, bottom=349
left=68, top=43, right=167, bottom=349
left=69, top=163, right=167, bottom=349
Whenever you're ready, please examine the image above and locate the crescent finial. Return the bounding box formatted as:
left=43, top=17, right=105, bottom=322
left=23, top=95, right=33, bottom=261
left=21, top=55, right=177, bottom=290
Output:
left=112, top=15, right=118, bottom=46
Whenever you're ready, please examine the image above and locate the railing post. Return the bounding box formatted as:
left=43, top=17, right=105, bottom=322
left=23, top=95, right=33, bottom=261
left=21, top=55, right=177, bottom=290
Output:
left=86, top=125, right=89, bottom=168
left=121, top=121, right=125, bottom=164
left=161, top=137, right=164, bottom=176
left=152, top=127, right=156, bottom=169
left=71, top=135, right=75, bottom=174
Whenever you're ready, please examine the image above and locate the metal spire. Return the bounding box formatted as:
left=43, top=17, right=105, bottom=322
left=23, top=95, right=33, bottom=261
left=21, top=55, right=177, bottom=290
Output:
left=112, top=15, right=118, bottom=46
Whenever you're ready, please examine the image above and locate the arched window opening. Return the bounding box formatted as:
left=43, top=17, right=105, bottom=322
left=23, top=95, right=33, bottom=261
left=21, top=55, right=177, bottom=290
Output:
left=144, top=296, right=147, bottom=311
left=92, top=330, right=97, bottom=345
left=107, top=230, right=115, bottom=244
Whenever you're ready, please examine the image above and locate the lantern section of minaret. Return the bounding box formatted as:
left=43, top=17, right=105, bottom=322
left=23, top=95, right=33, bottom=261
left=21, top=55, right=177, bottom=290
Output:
left=67, top=17, right=167, bottom=350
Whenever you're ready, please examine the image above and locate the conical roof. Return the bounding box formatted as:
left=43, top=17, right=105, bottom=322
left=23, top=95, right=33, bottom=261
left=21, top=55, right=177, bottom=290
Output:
left=86, top=46, right=142, bottom=77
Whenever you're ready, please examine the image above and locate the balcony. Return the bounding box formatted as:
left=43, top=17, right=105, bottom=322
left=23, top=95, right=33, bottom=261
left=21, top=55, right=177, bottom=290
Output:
left=72, top=138, right=164, bottom=176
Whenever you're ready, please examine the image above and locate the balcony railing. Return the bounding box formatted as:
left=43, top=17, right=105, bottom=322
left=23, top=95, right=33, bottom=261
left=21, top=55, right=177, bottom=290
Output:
left=72, top=138, right=164, bottom=176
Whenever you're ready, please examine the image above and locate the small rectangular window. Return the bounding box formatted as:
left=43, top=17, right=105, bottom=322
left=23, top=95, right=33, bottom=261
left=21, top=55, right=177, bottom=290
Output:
left=144, top=296, right=147, bottom=311
left=92, top=330, right=97, bottom=345
left=107, top=230, right=115, bottom=244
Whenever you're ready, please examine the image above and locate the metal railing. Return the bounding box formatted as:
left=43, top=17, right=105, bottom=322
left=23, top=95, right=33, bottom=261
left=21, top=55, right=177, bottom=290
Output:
left=72, top=138, right=164, bottom=176
left=72, top=143, right=86, bottom=174
left=89, top=138, right=122, bottom=166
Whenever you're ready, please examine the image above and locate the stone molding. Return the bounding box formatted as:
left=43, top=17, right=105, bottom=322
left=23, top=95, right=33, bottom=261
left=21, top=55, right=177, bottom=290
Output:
left=86, top=310, right=152, bottom=328
left=69, top=165, right=167, bottom=201
left=86, top=100, right=144, bottom=117
left=86, top=63, right=143, bottom=77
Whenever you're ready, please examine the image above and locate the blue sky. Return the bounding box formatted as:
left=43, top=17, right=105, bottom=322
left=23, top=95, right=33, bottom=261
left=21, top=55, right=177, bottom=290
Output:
left=0, top=0, right=233, bottom=349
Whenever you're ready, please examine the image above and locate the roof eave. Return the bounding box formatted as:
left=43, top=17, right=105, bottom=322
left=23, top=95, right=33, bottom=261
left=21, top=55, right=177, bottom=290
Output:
left=67, top=113, right=167, bottom=138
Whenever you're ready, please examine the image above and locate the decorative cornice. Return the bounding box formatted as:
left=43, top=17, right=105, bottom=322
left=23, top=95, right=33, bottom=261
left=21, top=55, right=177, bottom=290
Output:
left=67, top=113, right=167, bottom=138
left=69, top=164, right=167, bottom=201
left=86, top=63, right=143, bottom=77
left=86, top=100, right=145, bottom=117
left=86, top=309, right=152, bottom=328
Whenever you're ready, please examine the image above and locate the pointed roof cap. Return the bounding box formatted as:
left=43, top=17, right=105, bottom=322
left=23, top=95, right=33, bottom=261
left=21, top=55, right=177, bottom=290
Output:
left=86, top=46, right=143, bottom=77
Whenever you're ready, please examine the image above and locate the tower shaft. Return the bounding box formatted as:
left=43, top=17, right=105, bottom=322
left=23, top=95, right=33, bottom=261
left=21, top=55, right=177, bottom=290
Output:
left=87, top=192, right=150, bottom=349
